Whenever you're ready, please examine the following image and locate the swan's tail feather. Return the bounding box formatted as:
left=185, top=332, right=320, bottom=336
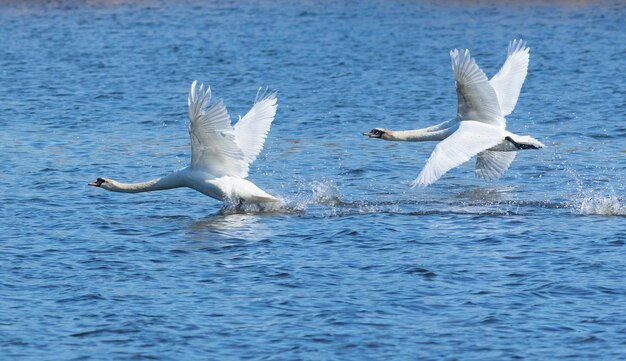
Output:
left=519, top=135, right=544, bottom=148
left=506, top=135, right=545, bottom=150
left=246, top=195, right=283, bottom=203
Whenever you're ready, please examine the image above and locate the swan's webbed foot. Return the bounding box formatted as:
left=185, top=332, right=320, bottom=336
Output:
left=236, top=198, right=245, bottom=211
left=365, top=128, right=387, bottom=138
left=219, top=198, right=246, bottom=214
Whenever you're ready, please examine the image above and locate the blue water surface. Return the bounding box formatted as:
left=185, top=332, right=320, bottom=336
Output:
left=1, top=1, right=625, bottom=360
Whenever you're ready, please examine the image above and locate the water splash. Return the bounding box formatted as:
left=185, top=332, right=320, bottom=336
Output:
left=577, top=195, right=625, bottom=216
left=564, top=167, right=625, bottom=216
left=547, top=152, right=624, bottom=216
left=219, top=198, right=292, bottom=214
left=310, top=180, right=342, bottom=205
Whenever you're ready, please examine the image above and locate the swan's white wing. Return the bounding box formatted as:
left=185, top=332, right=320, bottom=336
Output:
left=187, top=81, right=248, bottom=177
left=234, top=89, right=278, bottom=167
left=451, top=48, right=502, bottom=127
left=475, top=151, right=517, bottom=180
left=412, top=121, right=505, bottom=187
left=489, top=39, right=529, bottom=117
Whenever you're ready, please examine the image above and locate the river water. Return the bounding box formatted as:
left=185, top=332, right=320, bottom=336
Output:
left=1, top=1, right=625, bottom=360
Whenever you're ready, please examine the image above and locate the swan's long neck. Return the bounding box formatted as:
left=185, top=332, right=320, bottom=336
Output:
left=388, top=121, right=458, bottom=142
left=105, top=171, right=186, bottom=193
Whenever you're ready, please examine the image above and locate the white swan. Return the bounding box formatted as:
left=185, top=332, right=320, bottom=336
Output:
left=366, top=39, right=544, bottom=187
left=89, top=81, right=281, bottom=205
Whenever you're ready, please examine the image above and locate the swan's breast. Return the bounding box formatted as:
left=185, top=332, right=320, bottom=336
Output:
left=182, top=170, right=275, bottom=203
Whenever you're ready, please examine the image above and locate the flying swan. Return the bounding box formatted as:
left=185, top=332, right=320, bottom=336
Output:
left=89, top=81, right=281, bottom=206
left=366, top=39, right=544, bottom=187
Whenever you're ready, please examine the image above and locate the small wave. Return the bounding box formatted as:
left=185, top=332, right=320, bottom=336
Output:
left=577, top=196, right=626, bottom=216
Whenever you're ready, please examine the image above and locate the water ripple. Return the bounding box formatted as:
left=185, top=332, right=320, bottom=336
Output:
left=1, top=1, right=625, bottom=360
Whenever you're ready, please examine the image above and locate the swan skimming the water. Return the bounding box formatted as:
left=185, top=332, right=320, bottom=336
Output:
left=366, top=39, right=544, bottom=187
left=89, top=81, right=281, bottom=206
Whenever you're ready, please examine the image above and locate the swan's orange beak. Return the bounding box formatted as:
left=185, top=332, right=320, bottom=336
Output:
left=88, top=178, right=105, bottom=187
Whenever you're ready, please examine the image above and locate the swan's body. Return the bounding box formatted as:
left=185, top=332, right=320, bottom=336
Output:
left=366, top=39, right=543, bottom=187
left=89, top=81, right=281, bottom=205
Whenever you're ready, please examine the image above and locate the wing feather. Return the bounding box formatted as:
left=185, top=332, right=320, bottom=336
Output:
left=187, top=81, right=248, bottom=177
left=234, top=89, right=278, bottom=166
left=489, top=39, right=530, bottom=117
left=475, top=151, right=517, bottom=180
left=451, top=48, right=502, bottom=126
left=412, top=121, right=505, bottom=187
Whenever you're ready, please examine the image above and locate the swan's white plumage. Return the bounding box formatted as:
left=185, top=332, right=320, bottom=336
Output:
left=188, top=82, right=247, bottom=177
left=234, top=89, right=278, bottom=167
left=413, top=121, right=507, bottom=187
left=489, top=39, right=530, bottom=117
left=451, top=48, right=502, bottom=126
left=365, top=40, right=541, bottom=187
left=475, top=151, right=517, bottom=180
left=91, top=81, right=280, bottom=205
left=396, top=40, right=541, bottom=187
left=187, top=81, right=277, bottom=179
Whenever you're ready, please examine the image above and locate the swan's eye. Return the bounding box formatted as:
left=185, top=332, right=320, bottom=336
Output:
left=97, top=178, right=105, bottom=185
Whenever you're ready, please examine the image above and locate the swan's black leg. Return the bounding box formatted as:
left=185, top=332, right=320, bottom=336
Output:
left=505, top=136, right=539, bottom=150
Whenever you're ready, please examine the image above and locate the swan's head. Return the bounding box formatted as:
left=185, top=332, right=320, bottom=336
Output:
left=365, top=128, right=391, bottom=140
left=88, top=177, right=115, bottom=191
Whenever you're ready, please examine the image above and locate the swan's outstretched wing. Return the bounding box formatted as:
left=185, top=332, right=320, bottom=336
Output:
left=412, top=121, right=505, bottom=187
left=489, top=39, right=529, bottom=117
left=187, top=81, right=248, bottom=177
left=475, top=151, right=517, bottom=180
left=451, top=48, right=502, bottom=127
left=234, top=89, right=278, bottom=167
